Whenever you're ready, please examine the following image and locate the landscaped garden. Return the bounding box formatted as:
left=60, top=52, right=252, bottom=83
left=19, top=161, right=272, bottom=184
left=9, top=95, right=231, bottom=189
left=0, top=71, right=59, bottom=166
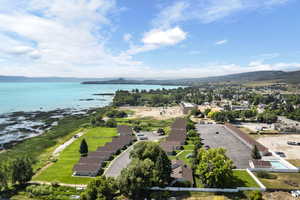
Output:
left=33, top=127, right=117, bottom=184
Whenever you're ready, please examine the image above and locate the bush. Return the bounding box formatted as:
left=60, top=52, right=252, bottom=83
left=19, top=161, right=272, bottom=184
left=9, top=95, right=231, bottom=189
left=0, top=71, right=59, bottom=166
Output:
left=105, top=119, right=117, bottom=128
left=26, top=185, right=53, bottom=197
left=172, top=180, right=191, bottom=187
left=249, top=191, right=263, bottom=200
left=256, top=171, right=277, bottom=179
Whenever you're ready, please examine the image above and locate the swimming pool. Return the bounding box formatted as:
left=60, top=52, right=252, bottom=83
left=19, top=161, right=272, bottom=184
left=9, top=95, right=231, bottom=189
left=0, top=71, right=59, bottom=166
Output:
left=270, top=161, right=288, bottom=169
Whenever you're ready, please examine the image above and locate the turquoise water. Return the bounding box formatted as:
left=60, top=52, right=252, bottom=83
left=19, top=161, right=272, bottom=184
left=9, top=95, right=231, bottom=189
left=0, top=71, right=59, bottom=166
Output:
left=270, top=161, right=287, bottom=169
left=0, top=82, right=177, bottom=114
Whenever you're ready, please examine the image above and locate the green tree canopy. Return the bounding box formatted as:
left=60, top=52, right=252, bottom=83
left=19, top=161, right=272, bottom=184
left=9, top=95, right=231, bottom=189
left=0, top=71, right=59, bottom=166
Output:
left=252, top=145, right=261, bottom=159
left=81, top=176, right=118, bottom=200
left=118, top=159, right=156, bottom=200
left=11, top=156, right=34, bottom=185
left=130, top=142, right=171, bottom=186
left=79, top=139, right=88, bottom=157
left=195, top=148, right=234, bottom=188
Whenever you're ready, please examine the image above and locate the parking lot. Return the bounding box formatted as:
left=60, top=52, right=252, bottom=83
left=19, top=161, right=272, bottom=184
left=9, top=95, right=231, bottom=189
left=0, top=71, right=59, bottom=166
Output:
left=197, top=124, right=252, bottom=169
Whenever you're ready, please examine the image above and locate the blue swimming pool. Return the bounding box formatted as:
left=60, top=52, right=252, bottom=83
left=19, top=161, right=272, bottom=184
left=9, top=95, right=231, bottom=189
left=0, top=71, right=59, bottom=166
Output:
left=270, top=161, right=288, bottom=169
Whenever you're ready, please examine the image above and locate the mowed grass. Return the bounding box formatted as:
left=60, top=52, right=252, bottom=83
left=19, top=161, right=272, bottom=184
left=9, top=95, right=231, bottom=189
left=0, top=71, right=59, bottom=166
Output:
left=34, top=127, right=117, bottom=184
left=195, top=170, right=259, bottom=188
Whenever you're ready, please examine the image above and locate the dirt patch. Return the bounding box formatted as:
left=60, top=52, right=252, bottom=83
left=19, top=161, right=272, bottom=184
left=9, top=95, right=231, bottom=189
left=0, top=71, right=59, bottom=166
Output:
left=263, top=192, right=294, bottom=200
left=119, top=106, right=184, bottom=120
left=257, top=135, right=300, bottom=159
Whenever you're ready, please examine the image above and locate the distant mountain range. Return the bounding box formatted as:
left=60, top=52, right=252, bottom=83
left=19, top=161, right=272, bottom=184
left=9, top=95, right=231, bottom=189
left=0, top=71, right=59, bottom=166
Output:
left=82, top=70, right=300, bottom=85
left=1, top=69, right=300, bottom=85
left=0, top=76, right=108, bottom=82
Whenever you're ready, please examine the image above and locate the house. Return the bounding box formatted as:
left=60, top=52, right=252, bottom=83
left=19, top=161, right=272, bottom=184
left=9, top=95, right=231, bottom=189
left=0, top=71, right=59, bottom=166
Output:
left=171, top=160, right=194, bottom=186
left=73, top=125, right=134, bottom=177
left=160, top=141, right=182, bottom=155
left=180, top=102, right=197, bottom=114
left=249, top=160, right=272, bottom=169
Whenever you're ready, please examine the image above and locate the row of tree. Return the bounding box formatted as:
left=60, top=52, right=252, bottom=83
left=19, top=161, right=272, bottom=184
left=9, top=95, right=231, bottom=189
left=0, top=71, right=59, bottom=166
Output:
left=0, top=156, right=34, bottom=191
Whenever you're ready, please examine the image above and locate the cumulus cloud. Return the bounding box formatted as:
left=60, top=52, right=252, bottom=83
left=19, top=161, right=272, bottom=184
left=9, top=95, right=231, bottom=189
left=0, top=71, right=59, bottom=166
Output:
left=0, top=0, right=147, bottom=77
left=123, top=33, right=132, bottom=42
left=126, top=27, right=187, bottom=55
left=142, top=27, right=186, bottom=45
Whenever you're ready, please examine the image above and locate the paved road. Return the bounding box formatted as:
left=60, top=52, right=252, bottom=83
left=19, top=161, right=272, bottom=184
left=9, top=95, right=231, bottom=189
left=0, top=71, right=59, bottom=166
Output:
left=53, top=131, right=84, bottom=156
left=104, top=131, right=166, bottom=177
left=197, top=124, right=252, bottom=169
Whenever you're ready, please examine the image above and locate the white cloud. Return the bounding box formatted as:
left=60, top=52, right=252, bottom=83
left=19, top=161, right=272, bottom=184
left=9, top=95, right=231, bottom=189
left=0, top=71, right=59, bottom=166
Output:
left=0, top=0, right=148, bottom=77
left=142, top=27, right=187, bottom=45
left=215, top=39, right=228, bottom=45
left=125, top=27, right=187, bottom=55
left=123, top=33, right=132, bottom=42
left=152, top=0, right=291, bottom=26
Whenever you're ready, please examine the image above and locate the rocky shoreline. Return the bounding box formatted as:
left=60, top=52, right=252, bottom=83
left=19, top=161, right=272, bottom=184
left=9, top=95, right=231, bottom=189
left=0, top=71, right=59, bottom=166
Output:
left=0, top=108, right=97, bottom=149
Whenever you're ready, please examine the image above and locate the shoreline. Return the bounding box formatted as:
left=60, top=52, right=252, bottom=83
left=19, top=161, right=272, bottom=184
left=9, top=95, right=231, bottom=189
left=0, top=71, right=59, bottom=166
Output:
left=0, top=107, right=99, bottom=149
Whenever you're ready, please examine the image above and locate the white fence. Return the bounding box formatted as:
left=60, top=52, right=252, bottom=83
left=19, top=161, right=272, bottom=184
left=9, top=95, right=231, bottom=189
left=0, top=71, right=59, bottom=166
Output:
left=151, top=169, right=266, bottom=193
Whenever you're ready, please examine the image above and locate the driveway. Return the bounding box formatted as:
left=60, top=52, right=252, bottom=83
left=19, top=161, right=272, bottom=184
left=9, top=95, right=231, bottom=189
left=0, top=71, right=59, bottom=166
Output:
left=197, top=124, right=252, bottom=169
left=104, top=132, right=166, bottom=177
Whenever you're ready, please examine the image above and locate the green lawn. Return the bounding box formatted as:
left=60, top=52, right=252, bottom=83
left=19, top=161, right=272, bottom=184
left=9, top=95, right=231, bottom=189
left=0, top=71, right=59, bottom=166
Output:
left=256, top=172, right=300, bottom=189
left=176, top=150, right=193, bottom=166
left=195, top=170, right=259, bottom=188
left=33, top=127, right=117, bottom=184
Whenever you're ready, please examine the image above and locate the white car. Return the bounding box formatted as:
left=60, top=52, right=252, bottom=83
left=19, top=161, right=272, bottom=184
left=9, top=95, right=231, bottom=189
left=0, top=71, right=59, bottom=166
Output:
left=291, top=190, right=300, bottom=197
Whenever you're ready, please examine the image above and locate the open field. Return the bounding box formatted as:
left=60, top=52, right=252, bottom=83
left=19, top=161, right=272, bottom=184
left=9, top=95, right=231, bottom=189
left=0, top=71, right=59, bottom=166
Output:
left=256, top=172, right=300, bottom=190
left=33, top=127, right=117, bottom=184
left=119, top=106, right=184, bottom=120
left=257, top=134, right=300, bottom=159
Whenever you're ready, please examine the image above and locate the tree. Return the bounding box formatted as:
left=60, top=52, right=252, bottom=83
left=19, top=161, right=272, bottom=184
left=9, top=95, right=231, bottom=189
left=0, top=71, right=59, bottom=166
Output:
left=252, top=145, right=261, bottom=159
left=11, top=157, right=34, bottom=185
left=0, top=163, right=9, bottom=191
left=105, top=119, right=117, bottom=127
left=118, top=159, right=156, bottom=200
left=195, top=148, right=234, bottom=187
left=153, top=150, right=172, bottom=186
left=91, top=115, right=105, bottom=127
left=81, top=176, right=118, bottom=200
left=204, top=108, right=211, bottom=116
left=130, top=142, right=171, bottom=186
left=79, top=139, right=88, bottom=157
left=188, top=129, right=198, bottom=137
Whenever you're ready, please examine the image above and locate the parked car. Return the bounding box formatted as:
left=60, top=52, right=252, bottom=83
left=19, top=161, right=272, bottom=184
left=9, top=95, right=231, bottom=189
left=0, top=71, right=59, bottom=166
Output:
left=139, top=136, right=148, bottom=140
left=291, top=190, right=300, bottom=197
left=275, top=151, right=286, bottom=157
left=287, top=141, right=298, bottom=145
left=204, top=145, right=210, bottom=150
left=136, top=133, right=144, bottom=137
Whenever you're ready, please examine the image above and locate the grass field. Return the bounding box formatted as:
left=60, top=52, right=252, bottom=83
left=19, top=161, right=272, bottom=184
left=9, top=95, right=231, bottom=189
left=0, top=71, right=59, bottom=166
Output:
left=33, top=127, right=117, bottom=184
left=256, top=172, right=300, bottom=189
left=195, top=170, right=259, bottom=188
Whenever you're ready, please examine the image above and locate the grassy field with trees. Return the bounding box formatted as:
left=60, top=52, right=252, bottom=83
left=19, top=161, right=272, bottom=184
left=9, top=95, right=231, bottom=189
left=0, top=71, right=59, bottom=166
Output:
left=33, top=127, right=117, bottom=184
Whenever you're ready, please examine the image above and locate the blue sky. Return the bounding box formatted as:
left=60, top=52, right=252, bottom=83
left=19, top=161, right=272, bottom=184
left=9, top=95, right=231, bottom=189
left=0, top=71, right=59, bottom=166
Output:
left=0, top=0, right=299, bottom=78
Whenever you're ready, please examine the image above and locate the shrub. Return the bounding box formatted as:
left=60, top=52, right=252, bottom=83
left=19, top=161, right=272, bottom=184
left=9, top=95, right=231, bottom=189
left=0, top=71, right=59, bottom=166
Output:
left=256, top=171, right=277, bottom=179
left=26, top=185, right=53, bottom=197
left=105, top=119, right=117, bottom=128
left=249, top=191, right=263, bottom=200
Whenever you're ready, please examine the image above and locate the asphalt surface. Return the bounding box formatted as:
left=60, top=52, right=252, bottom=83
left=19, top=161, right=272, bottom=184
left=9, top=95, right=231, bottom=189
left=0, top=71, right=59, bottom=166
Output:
left=104, top=131, right=166, bottom=177
left=197, top=124, right=252, bottom=169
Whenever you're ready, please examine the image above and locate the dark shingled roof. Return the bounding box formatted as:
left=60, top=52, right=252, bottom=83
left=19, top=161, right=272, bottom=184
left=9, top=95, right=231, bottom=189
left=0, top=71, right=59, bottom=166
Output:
left=225, top=123, right=269, bottom=153
left=171, top=118, right=187, bottom=131
left=160, top=141, right=182, bottom=153
left=251, top=160, right=272, bottom=168
left=171, top=160, right=194, bottom=185
left=73, top=163, right=101, bottom=173
left=117, top=125, right=133, bottom=136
